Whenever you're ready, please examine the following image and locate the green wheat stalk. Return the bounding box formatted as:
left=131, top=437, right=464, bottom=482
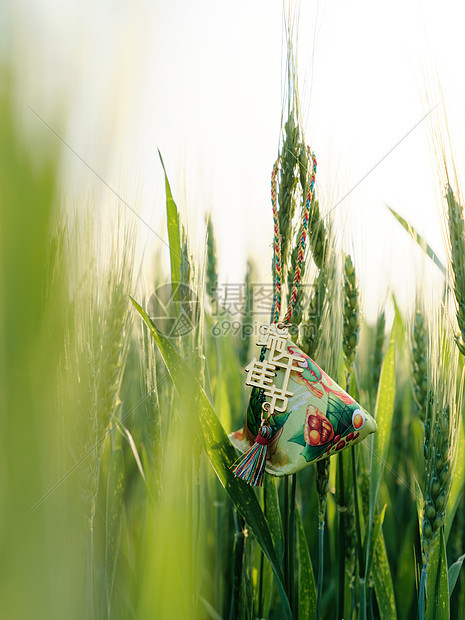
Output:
left=239, top=259, right=255, bottom=368
left=445, top=185, right=465, bottom=355
left=304, top=230, right=338, bottom=620
left=412, top=300, right=428, bottom=422
left=419, top=307, right=460, bottom=619
left=278, top=113, right=300, bottom=274
left=372, top=310, right=386, bottom=401
left=342, top=253, right=362, bottom=620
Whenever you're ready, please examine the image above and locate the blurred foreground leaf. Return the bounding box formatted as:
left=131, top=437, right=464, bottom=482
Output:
left=105, top=429, right=125, bottom=616
left=130, top=297, right=293, bottom=619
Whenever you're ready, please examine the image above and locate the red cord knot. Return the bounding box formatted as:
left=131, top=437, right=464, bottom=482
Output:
left=256, top=424, right=273, bottom=445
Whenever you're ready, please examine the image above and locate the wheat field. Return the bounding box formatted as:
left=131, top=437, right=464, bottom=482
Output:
left=1, top=30, right=465, bottom=620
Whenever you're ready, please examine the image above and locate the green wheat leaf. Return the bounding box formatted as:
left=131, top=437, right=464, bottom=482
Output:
left=372, top=529, right=397, bottom=620
left=426, top=529, right=449, bottom=620
left=260, top=476, right=284, bottom=618
left=366, top=504, right=387, bottom=583
left=448, top=553, right=465, bottom=597
left=387, top=206, right=446, bottom=276
left=264, top=475, right=284, bottom=564
left=296, top=507, right=317, bottom=620
left=369, top=326, right=396, bottom=519
left=445, top=417, right=465, bottom=542
left=158, top=149, right=182, bottom=285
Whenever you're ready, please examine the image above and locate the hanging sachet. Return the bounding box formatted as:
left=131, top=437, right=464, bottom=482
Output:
left=229, top=151, right=377, bottom=486
left=229, top=323, right=377, bottom=485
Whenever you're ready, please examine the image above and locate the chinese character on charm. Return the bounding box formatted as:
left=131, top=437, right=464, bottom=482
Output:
left=233, top=322, right=304, bottom=486
left=245, top=323, right=304, bottom=416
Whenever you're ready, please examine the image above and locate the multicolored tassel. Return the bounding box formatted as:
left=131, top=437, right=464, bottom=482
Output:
left=232, top=424, right=273, bottom=487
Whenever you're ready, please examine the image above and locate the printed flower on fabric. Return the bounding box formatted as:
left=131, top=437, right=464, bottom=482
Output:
left=270, top=448, right=288, bottom=469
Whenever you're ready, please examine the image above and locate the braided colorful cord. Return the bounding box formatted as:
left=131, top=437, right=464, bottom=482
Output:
left=270, top=149, right=317, bottom=325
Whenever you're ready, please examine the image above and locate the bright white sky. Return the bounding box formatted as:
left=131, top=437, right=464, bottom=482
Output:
left=8, top=0, right=465, bottom=320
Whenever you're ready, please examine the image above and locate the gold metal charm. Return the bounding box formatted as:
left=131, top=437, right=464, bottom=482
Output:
left=244, top=323, right=305, bottom=417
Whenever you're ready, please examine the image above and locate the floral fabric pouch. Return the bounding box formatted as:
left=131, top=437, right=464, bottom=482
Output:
left=229, top=339, right=377, bottom=477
